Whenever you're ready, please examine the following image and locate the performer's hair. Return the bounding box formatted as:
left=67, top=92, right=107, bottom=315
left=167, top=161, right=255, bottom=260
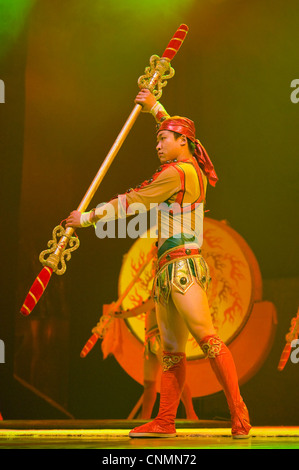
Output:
left=172, top=131, right=196, bottom=155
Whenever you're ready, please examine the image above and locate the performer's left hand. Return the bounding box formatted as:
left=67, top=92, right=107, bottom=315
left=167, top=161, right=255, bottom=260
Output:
left=65, top=210, right=82, bottom=228
left=105, top=302, right=124, bottom=318
left=135, top=88, right=157, bottom=112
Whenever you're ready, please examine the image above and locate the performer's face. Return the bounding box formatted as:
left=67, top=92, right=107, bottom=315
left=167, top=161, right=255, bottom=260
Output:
left=156, top=130, right=183, bottom=163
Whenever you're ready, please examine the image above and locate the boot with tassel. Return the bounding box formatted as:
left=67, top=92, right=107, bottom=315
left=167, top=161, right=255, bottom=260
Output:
left=199, top=335, right=251, bottom=439
left=129, top=351, right=186, bottom=438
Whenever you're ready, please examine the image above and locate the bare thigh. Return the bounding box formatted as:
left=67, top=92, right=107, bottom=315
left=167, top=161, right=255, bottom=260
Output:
left=171, top=278, right=216, bottom=343
left=155, top=295, right=190, bottom=353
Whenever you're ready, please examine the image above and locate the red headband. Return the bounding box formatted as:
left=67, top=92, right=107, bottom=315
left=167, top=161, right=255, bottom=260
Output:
left=158, top=116, right=218, bottom=187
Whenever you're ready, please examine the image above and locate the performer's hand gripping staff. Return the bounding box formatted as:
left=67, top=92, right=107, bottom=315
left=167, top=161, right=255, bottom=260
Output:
left=277, top=307, right=299, bottom=371
left=80, top=243, right=157, bottom=358
left=20, top=25, right=189, bottom=316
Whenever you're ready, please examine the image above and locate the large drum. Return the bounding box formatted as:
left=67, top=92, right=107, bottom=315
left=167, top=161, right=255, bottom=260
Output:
left=112, top=218, right=276, bottom=397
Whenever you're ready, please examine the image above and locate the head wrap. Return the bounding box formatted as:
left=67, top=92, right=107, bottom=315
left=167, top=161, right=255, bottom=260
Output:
left=158, top=116, right=218, bottom=187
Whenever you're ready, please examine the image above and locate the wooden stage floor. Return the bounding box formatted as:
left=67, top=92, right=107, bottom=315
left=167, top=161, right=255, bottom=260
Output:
left=0, top=420, right=299, bottom=449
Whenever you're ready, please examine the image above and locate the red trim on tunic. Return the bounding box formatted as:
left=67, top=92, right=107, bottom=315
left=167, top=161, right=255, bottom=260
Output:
left=108, top=159, right=206, bottom=216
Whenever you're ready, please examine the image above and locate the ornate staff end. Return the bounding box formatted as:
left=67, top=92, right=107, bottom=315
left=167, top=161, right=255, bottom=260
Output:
left=39, top=224, right=80, bottom=275
left=137, top=55, right=175, bottom=100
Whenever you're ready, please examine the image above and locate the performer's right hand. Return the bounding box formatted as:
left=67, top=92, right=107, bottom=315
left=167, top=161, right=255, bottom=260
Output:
left=104, top=302, right=124, bottom=318
left=135, top=88, right=157, bottom=113
left=65, top=210, right=82, bottom=228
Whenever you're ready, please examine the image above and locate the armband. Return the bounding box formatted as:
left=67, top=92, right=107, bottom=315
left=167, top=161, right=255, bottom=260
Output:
left=150, top=102, right=170, bottom=123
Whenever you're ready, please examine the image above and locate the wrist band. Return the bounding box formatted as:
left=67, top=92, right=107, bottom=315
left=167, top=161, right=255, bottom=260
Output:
left=80, top=211, right=94, bottom=227
left=150, top=102, right=163, bottom=116
left=150, top=101, right=170, bottom=123
left=89, top=208, right=97, bottom=224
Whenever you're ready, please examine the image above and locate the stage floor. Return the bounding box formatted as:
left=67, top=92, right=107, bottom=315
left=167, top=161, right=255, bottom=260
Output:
left=0, top=420, right=299, bottom=449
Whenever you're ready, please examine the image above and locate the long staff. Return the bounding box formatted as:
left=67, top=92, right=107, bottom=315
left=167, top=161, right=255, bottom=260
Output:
left=20, top=25, right=189, bottom=316
left=80, top=244, right=157, bottom=358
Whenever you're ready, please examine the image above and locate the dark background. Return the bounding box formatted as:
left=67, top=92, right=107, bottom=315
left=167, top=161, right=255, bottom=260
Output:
left=0, top=0, right=298, bottom=425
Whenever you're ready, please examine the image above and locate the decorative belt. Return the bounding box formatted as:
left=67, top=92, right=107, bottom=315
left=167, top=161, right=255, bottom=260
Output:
left=158, top=246, right=201, bottom=270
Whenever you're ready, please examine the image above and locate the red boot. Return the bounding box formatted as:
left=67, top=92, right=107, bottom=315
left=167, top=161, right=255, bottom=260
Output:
left=141, top=380, right=157, bottom=419
left=199, top=335, right=251, bottom=439
left=181, top=384, right=199, bottom=420
left=129, top=351, right=186, bottom=438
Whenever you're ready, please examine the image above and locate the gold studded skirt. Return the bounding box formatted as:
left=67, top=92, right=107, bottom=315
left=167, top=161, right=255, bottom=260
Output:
left=152, top=244, right=211, bottom=305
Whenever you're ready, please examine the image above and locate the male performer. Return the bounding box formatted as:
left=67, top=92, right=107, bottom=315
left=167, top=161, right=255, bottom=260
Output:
left=107, top=295, right=199, bottom=421
left=66, top=89, right=251, bottom=438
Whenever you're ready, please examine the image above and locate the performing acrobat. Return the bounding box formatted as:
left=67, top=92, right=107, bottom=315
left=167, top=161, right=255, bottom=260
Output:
left=66, top=88, right=251, bottom=439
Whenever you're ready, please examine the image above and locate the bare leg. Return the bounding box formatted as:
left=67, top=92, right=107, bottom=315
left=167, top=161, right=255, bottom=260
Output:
left=170, top=278, right=216, bottom=343
left=129, top=297, right=189, bottom=437
left=155, top=295, right=190, bottom=353
left=141, top=350, right=160, bottom=419
left=171, top=280, right=251, bottom=438
left=130, top=276, right=250, bottom=438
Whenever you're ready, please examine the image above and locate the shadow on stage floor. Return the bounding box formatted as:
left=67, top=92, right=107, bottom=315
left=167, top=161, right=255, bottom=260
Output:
left=0, top=420, right=298, bottom=449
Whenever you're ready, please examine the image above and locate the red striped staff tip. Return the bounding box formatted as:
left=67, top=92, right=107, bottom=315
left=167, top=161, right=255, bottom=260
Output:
left=277, top=343, right=292, bottom=371
left=162, top=24, right=189, bottom=61
left=80, top=333, right=100, bottom=358
left=20, top=266, right=53, bottom=316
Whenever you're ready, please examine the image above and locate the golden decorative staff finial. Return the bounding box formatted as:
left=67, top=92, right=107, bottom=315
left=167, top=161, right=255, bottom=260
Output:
left=138, top=55, right=175, bottom=100
left=39, top=224, right=80, bottom=275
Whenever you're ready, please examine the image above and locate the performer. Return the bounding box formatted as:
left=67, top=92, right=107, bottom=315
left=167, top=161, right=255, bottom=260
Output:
left=107, top=296, right=199, bottom=421
left=66, top=89, right=251, bottom=439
